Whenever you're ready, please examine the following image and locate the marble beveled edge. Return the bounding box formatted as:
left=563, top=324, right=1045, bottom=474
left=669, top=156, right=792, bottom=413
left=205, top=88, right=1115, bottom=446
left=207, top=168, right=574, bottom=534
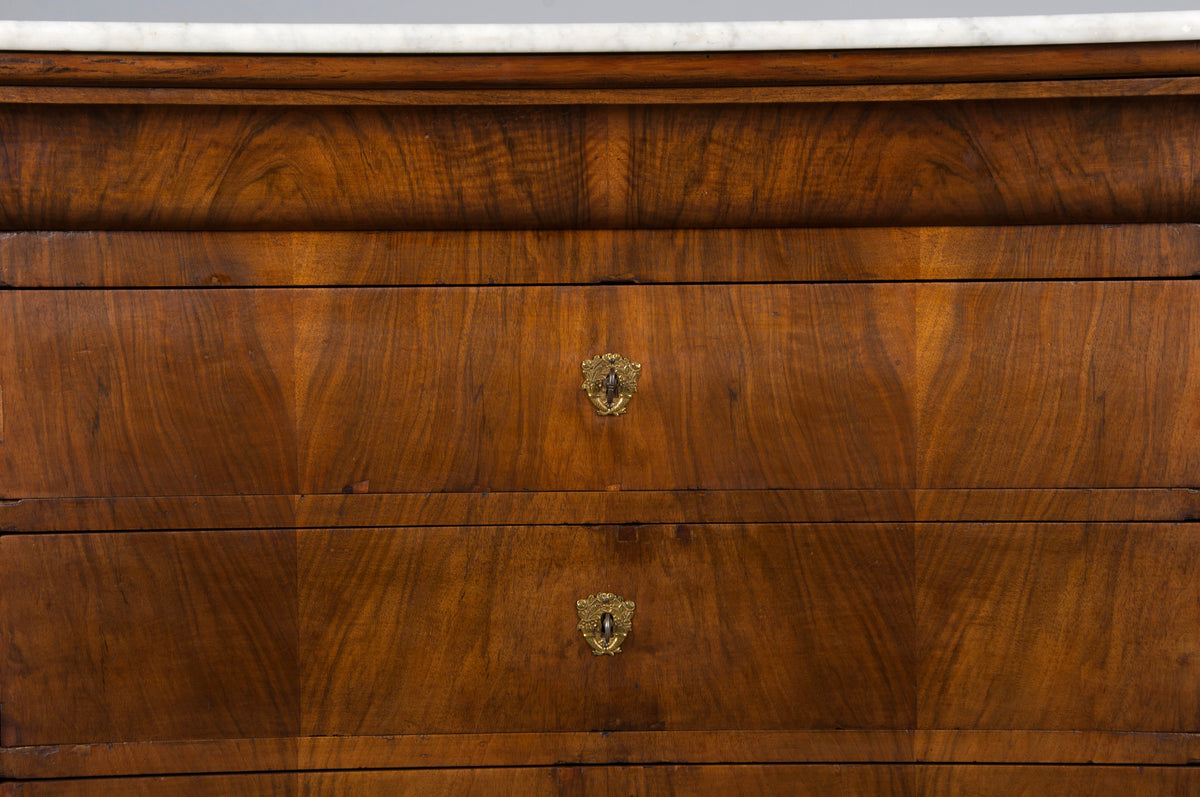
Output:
left=0, top=13, right=1198, bottom=54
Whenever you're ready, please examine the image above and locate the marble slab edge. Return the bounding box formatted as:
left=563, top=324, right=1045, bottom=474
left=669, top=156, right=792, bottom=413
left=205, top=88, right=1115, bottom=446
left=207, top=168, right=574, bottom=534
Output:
left=0, top=12, right=1198, bottom=53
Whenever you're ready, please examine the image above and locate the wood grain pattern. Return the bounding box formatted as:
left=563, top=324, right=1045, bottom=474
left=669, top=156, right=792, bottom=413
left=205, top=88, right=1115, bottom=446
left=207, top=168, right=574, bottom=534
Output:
left=2, top=99, right=1197, bottom=229
left=297, top=284, right=913, bottom=493
left=0, top=765, right=916, bottom=796
left=0, top=775, right=297, bottom=797
left=918, top=223, right=1200, bottom=281
left=4, top=77, right=1200, bottom=106
left=918, top=523, right=1200, bottom=732
left=622, top=98, right=1200, bottom=228
left=5, top=42, right=1200, bottom=87
left=0, top=738, right=299, bottom=779
left=4, top=765, right=1198, bottom=796
left=6, top=225, right=1199, bottom=287
left=9, top=282, right=1200, bottom=499
left=917, top=730, right=1200, bottom=764
left=918, top=765, right=1200, bottom=796
left=0, top=104, right=590, bottom=231
left=918, top=282, right=1200, bottom=489
left=4, top=732, right=1199, bottom=778
left=0, top=290, right=296, bottom=498
left=300, top=766, right=915, bottom=797
left=0, top=731, right=914, bottom=779
left=298, top=731, right=914, bottom=770
left=0, top=228, right=922, bottom=287
left=914, top=488, right=1200, bottom=523
left=0, top=531, right=299, bottom=747
left=1, top=524, right=911, bottom=749
left=0, top=495, right=298, bottom=532
left=302, top=524, right=913, bottom=735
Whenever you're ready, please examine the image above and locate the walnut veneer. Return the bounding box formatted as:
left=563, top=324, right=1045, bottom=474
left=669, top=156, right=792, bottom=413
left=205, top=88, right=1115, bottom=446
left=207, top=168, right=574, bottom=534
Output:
left=2, top=44, right=1199, bottom=795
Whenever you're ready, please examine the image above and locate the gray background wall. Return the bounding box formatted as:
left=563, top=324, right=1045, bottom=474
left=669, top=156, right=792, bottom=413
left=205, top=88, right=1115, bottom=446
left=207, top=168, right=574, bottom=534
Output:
left=0, top=0, right=1193, bottom=23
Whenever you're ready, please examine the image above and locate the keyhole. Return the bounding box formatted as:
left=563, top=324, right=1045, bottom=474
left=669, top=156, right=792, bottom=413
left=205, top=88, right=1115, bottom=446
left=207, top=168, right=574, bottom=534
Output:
left=600, top=612, right=615, bottom=645
left=604, top=370, right=619, bottom=407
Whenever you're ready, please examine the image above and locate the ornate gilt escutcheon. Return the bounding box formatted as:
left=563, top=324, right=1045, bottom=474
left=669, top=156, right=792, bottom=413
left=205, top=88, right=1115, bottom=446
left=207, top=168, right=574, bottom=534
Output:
left=576, top=592, right=636, bottom=655
left=581, top=353, right=641, bottom=416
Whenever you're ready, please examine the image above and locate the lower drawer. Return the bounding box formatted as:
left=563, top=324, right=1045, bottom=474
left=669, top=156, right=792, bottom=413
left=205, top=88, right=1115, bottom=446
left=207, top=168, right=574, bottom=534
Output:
left=5, top=523, right=1196, bottom=774
left=0, top=524, right=913, bottom=748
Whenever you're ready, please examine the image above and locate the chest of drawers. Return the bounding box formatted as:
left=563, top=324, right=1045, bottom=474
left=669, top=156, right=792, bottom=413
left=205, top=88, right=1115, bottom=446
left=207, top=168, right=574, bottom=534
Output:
left=1, top=39, right=1200, bottom=795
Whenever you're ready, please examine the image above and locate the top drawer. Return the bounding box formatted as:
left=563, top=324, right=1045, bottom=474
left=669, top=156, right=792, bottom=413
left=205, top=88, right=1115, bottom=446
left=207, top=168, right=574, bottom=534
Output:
left=1, top=97, right=1197, bottom=230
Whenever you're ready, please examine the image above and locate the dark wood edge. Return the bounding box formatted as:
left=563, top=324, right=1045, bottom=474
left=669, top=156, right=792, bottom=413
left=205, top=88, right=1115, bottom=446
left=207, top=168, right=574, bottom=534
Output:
left=2, top=77, right=1199, bottom=104
left=0, top=491, right=915, bottom=531
left=4, top=490, right=1200, bottom=532
left=2, top=42, right=1200, bottom=89
left=0, top=731, right=910, bottom=778
left=5, top=730, right=1197, bottom=778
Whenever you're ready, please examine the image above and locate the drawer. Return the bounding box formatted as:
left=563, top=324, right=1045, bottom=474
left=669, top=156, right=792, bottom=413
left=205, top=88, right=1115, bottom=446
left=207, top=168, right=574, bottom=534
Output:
left=5, top=282, right=1200, bottom=502
left=1, top=99, right=1195, bottom=230
left=0, top=284, right=913, bottom=498
left=0, top=524, right=913, bottom=747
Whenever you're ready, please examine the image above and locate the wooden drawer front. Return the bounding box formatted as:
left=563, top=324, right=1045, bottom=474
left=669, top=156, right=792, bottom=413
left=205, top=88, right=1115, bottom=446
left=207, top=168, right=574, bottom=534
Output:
left=296, top=285, right=912, bottom=493
left=919, top=523, right=1200, bottom=732
left=302, top=524, right=912, bottom=735
left=1, top=285, right=913, bottom=497
left=6, top=281, right=1199, bottom=501
left=0, top=531, right=299, bottom=747
left=918, top=282, right=1200, bottom=489
left=0, top=98, right=1195, bottom=230
left=0, top=290, right=297, bottom=498
left=0, top=524, right=913, bottom=746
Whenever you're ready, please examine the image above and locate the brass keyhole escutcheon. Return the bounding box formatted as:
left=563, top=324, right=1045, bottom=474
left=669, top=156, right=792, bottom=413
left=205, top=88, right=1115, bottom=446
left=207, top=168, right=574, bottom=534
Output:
left=576, top=592, right=635, bottom=655
left=581, top=353, right=641, bottom=416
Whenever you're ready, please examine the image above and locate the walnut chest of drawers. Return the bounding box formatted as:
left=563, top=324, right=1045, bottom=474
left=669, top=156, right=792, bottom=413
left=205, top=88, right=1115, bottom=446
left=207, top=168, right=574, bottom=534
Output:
left=2, top=42, right=1200, bottom=796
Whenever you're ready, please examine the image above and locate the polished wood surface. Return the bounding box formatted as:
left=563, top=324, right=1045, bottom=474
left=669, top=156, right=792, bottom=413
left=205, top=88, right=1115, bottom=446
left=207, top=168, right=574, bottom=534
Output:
left=6, top=225, right=1199, bottom=287
left=6, top=729, right=1200, bottom=779
left=918, top=281, right=1200, bottom=488
left=296, top=284, right=912, bottom=493
left=5, top=77, right=1200, bottom=106
left=0, top=531, right=299, bottom=747
left=917, top=765, right=1200, bottom=795
left=917, top=730, right=1200, bottom=764
left=1, top=285, right=912, bottom=497
left=0, top=765, right=916, bottom=796
left=0, top=774, right=297, bottom=797
left=9, top=282, right=1200, bottom=499
left=919, top=522, right=1200, bottom=732
left=0, top=525, right=912, bottom=746
left=0, top=290, right=296, bottom=498
left=5, top=42, right=1200, bottom=88
left=2, top=99, right=1196, bottom=230
left=4, top=47, right=1198, bottom=791
left=0, top=731, right=914, bottom=779
left=302, top=523, right=912, bottom=735
left=6, top=765, right=1197, bottom=796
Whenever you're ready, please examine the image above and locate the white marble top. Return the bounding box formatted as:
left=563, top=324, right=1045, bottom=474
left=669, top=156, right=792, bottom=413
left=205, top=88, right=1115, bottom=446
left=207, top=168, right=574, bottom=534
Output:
left=0, top=12, right=1198, bottom=53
